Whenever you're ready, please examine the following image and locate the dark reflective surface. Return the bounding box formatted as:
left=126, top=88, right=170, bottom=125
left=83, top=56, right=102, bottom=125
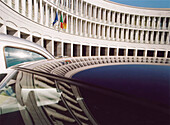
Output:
left=0, top=70, right=96, bottom=125
left=73, top=64, right=170, bottom=125
left=0, top=64, right=169, bottom=125
left=0, top=111, right=25, bottom=125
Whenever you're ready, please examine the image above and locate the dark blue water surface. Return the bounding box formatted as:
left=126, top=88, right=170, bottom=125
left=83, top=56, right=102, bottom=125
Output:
left=72, top=64, right=170, bottom=125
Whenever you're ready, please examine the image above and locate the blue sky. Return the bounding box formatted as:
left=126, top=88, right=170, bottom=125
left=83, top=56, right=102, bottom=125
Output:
left=110, top=0, right=170, bottom=8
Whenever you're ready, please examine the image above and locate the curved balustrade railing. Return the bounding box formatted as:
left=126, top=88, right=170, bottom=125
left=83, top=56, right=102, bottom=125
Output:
left=33, top=56, right=170, bottom=77
left=0, top=56, right=169, bottom=125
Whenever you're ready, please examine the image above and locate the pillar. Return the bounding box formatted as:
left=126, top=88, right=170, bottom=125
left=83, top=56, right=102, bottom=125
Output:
left=40, top=0, right=43, bottom=24
left=15, top=0, right=19, bottom=12
left=45, top=3, right=49, bottom=26
left=51, top=6, right=53, bottom=27
left=71, top=16, right=73, bottom=34
left=28, top=0, right=32, bottom=19
left=22, top=0, right=26, bottom=16
left=80, top=44, right=82, bottom=57
left=71, top=43, right=73, bottom=57
left=34, top=0, right=38, bottom=22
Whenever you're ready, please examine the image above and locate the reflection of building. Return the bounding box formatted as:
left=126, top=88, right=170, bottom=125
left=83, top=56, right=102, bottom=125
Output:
left=0, top=0, right=170, bottom=58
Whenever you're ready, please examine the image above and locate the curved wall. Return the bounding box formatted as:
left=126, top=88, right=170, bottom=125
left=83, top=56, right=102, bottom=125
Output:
left=0, top=0, right=170, bottom=58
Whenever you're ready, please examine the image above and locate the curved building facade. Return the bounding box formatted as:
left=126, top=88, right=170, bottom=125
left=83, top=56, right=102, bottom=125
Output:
left=0, top=0, right=170, bottom=58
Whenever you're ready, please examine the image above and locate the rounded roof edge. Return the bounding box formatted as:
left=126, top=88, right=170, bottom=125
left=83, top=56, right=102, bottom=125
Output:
left=104, top=0, right=170, bottom=11
left=0, top=33, right=46, bottom=52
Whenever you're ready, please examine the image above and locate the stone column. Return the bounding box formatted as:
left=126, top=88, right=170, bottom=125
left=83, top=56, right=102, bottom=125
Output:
left=135, top=30, right=138, bottom=43
left=22, top=0, right=26, bottom=16
left=132, top=15, right=135, bottom=26
left=122, top=13, right=125, bottom=24
left=117, top=13, right=120, bottom=24
left=61, top=42, right=64, bottom=56
left=66, top=0, right=68, bottom=9
left=148, top=17, right=151, bottom=28
left=28, top=0, right=32, bottom=19
left=150, top=31, right=154, bottom=44
left=40, top=0, right=43, bottom=24
left=161, top=32, right=164, bottom=44
left=144, top=50, right=147, bottom=57
left=55, top=0, right=58, bottom=4
left=76, top=0, right=78, bottom=14
left=89, top=45, right=91, bottom=57
left=125, top=48, right=128, bottom=56
left=139, top=30, right=143, bottom=43
left=125, top=29, right=129, bottom=41
left=45, top=3, right=49, bottom=26
left=127, top=14, right=130, bottom=26
left=166, top=32, right=169, bottom=44
left=15, top=0, right=19, bottom=12
left=116, top=28, right=119, bottom=41
left=121, top=28, right=124, bottom=41
left=71, top=0, right=73, bottom=13
left=157, top=17, right=161, bottom=29
left=102, top=25, right=105, bottom=39
left=93, top=23, right=96, bottom=37
left=50, top=6, right=53, bottom=27
left=71, top=16, right=73, bottom=34
left=81, top=0, right=83, bottom=16
left=136, top=16, right=139, bottom=27
left=98, top=46, right=100, bottom=56
left=165, top=51, right=168, bottom=58
left=66, top=13, right=68, bottom=32
left=146, top=17, right=149, bottom=28
left=155, top=32, right=159, bottom=44
left=107, top=11, right=110, bottom=23
left=90, top=4, right=92, bottom=19
left=71, top=43, right=73, bottom=57
left=153, top=17, right=155, bottom=29
left=41, top=37, right=44, bottom=48
left=130, top=29, right=134, bottom=42
left=107, top=46, right=110, bottom=56
left=84, top=21, right=87, bottom=36
left=89, top=22, right=91, bottom=37
left=7, top=0, right=12, bottom=7
left=80, top=19, right=82, bottom=36
left=142, top=16, right=145, bottom=27
left=103, top=9, right=106, bottom=22
left=163, top=18, right=166, bottom=29
left=51, top=40, right=54, bottom=55
left=34, top=0, right=38, bottom=22
left=112, top=12, right=115, bottom=24
left=75, top=18, right=78, bottom=35
left=61, top=0, right=63, bottom=6
left=98, top=8, right=101, bottom=21
left=145, top=31, right=149, bottom=44
left=97, top=24, right=100, bottom=38
left=111, top=27, right=114, bottom=40
left=85, top=2, right=87, bottom=17
left=107, top=26, right=110, bottom=40
left=135, top=49, right=138, bottom=57
left=116, top=48, right=119, bottom=56
left=152, top=17, right=154, bottom=28
left=93, top=6, right=96, bottom=19
left=154, top=50, right=157, bottom=57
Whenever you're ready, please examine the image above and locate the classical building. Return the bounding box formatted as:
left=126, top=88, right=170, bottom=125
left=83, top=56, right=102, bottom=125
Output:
left=0, top=0, right=170, bottom=58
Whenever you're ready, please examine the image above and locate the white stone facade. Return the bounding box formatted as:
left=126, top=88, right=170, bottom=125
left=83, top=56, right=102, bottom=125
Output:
left=0, top=0, right=170, bottom=58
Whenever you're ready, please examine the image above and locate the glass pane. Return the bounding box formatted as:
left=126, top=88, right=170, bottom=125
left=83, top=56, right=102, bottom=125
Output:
left=5, top=47, right=46, bottom=68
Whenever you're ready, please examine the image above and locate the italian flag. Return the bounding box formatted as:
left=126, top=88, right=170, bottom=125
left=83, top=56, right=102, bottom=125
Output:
left=60, top=14, right=63, bottom=29
left=63, top=16, right=67, bottom=29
